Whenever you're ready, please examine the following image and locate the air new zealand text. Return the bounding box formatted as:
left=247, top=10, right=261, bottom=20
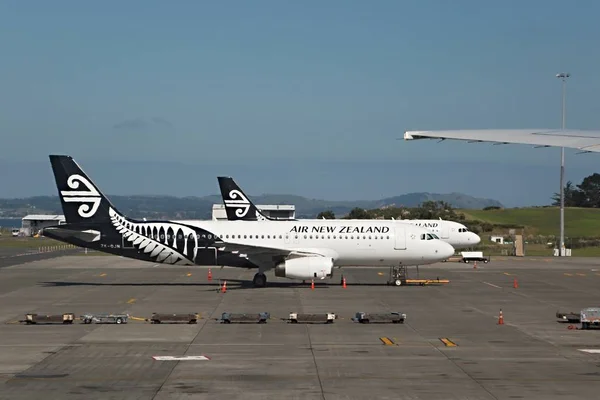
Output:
left=289, top=226, right=390, bottom=234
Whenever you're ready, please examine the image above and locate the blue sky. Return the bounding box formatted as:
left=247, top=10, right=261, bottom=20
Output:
left=1, top=1, right=600, bottom=207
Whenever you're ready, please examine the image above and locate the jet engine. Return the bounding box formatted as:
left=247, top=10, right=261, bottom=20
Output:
left=274, top=257, right=334, bottom=280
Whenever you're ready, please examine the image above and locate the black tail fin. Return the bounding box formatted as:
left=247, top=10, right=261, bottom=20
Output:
left=217, top=177, right=272, bottom=221
left=49, top=155, right=122, bottom=224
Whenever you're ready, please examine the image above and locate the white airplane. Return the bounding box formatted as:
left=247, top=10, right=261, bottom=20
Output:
left=217, top=177, right=481, bottom=250
left=42, top=155, right=455, bottom=288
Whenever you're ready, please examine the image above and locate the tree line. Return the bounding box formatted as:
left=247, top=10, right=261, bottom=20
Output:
left=552, top=173, right=600, bottom=207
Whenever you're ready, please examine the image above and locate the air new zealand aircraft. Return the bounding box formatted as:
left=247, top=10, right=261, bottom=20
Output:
left=43, top=155, right=454, bottom=288
left=217, top=176, right=481, bottom=249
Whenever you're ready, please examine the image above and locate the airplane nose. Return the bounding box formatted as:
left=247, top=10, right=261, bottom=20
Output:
left=471, top=233, right=481, bottom=245
left=438, top=241, right=455, bottom=260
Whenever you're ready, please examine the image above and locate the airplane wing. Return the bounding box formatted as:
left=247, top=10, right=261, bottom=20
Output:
left=403, top=129, right=600, bottom=153
left=215, top=240, right=337, bottom=271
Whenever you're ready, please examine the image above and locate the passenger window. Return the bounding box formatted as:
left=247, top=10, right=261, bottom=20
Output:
left=304, top=235, right=307, bottom=239
left=420, top=234, right=425, bottom=240
left=295, top=235, right=298, bottom=239
left=279, top=235, right=282, bottom=239
left=207, top=234, right=212, bottom=239
left=368, top=236, right=371, bottom=240
left=386, top=236, right=390, bottom=240
left=244, top=235, right=247, bottom=239
left=327, top=235, right=330, bottom=239
left=261, top=235, right=264, bottom=239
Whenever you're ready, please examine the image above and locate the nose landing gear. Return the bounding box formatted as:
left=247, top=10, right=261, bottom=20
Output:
left=386, top=265, right=421, bottom=286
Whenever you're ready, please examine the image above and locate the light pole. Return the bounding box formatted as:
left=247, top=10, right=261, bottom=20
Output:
left=556, top=72, right=570, bottom=256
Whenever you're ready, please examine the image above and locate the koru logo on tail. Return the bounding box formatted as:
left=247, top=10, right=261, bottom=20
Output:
left=223, top=189, right=251, bottom=218
left=60, top=174, right=101, bottom=218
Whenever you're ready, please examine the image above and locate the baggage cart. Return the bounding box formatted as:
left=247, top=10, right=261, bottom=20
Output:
left=25, top=313, right=75, bottom=324
left=80, top=313, right=128, bottom=324
left=580, top=307, right=600, bottom=329
left=150, top=313, right=199, bottom=324
left=352, top=312, right=406, bottom=324
left=288, top=312, right=336, bottom=324
left=220, top=312, right=270, bottom=324
left=556, top=310, right=580, bottom=323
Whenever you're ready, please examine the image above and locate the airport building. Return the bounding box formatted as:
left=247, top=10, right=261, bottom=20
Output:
left=211, top=204, right=295, bottom=221
left=21, top=214, right=66, bottom=237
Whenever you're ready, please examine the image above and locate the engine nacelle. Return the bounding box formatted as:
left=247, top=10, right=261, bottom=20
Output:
left=274, top=257, right=334, bottom=280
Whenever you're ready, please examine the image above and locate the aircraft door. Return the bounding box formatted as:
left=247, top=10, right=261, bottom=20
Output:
left=440, top=223, right=449, bottom=239
left=394, top=227, right=407, bottom=250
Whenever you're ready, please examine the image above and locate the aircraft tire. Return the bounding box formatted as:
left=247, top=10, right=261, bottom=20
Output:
left=253, top=273, right=267, bottom=288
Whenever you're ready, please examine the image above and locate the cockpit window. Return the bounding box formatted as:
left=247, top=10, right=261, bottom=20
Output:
left=430, top=233, right=439, bottom=239
left=426, top=233, right=434, bottom=240
left=458, top=228, right=469, bottom=233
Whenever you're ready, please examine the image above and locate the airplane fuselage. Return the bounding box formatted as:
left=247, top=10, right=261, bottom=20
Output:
left=184, top=219, right=454, bottom=267
left=45, top=217, right=455, bottom=269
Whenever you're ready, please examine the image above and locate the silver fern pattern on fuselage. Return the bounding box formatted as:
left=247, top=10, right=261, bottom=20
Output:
left=109, top=207, right=213, bottom=266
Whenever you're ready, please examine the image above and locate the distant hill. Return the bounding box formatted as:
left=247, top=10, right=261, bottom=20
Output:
left=0, top=192, right=502, bottom=219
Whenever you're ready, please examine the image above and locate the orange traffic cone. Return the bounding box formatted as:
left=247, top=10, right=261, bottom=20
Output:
left=513, top=278, right=518, bottom=289
left=311, top=279, right=315, bottom=290
left=221, top=280, right=227, bottom=293
left=473, top=261, right=477, bottom=269
left=498, top=309, right=504, bottom=325
left=207, top=268, right=212, bottom=281
left=342, top=277, right=347, bottom=289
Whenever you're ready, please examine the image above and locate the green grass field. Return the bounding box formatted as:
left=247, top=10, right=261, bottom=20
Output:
left=458, top=207, right=600, bottom=237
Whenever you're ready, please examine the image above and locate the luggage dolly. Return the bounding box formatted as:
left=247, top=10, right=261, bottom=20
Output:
left=219, top=312, right=270, bottom=324
left=352, top=312, right=406, bottom=324
left=80, top=313, right=128, bottom=324
left=287, top=312, right=336, bottom=324
left=24, top=313, right=75, bottom=324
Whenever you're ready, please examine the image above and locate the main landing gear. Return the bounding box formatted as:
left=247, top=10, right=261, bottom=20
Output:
left=253, top=273, right=267, bottom=288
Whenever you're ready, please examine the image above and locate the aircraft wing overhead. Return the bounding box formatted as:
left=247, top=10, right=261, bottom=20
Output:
left=403, top=129, right=600, bottom=153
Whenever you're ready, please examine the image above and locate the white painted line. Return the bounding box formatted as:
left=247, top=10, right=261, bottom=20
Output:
left=483, top=282, right=501, bottom=289
left=579, top=349, right=600, bottom=354
left=152, top=355, right=211, bottom=361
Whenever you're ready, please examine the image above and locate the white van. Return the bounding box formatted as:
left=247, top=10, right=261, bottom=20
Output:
left=11, top=228, right=20, bottom=237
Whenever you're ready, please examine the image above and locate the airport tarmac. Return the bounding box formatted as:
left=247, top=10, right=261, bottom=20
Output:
left=0, top=246, right=79, bottom=269
left=1, top=255, right=600, bottom=399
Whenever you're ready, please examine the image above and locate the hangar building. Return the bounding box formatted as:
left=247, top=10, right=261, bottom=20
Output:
left=21, top=214, right=66, bottom=237
left=212, top=204, right=295, bottom=221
